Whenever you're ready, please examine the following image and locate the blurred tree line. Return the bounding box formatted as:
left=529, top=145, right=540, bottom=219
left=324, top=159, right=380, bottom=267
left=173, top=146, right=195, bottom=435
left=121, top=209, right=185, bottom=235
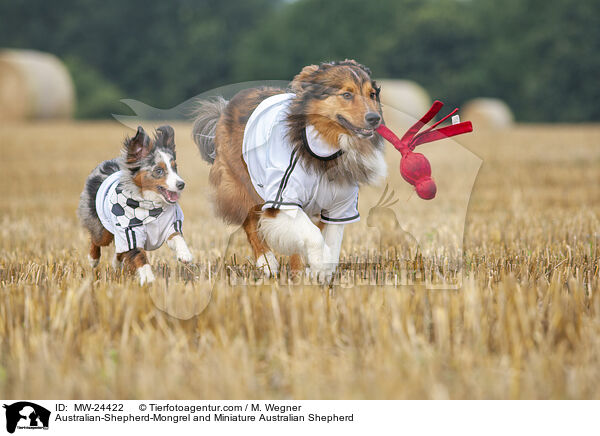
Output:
left=0, top=0, right=598, bottom=121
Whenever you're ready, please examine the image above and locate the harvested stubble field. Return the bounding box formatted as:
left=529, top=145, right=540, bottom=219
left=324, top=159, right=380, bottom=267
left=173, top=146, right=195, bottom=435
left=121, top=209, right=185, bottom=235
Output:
left=0, top=120, right=599, bottom=399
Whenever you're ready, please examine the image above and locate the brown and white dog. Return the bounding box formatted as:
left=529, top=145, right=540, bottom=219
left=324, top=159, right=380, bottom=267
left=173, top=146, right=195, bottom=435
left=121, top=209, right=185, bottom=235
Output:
left=192, top=60, right=386, bottom=281
left=78, top=126, right=192, bottom=285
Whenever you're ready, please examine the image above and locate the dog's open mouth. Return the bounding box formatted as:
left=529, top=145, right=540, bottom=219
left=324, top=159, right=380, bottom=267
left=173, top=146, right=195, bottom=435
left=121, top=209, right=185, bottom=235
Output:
left=337, top=115, right=375, bottom=138
left=158, top=186, right=180, bottom=203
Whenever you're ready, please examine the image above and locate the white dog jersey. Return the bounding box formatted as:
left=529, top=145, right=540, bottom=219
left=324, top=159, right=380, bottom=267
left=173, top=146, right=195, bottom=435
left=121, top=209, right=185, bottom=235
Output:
left=96, top=171, right=184, bottom=253
left=242, top=93, right=360, bottom=224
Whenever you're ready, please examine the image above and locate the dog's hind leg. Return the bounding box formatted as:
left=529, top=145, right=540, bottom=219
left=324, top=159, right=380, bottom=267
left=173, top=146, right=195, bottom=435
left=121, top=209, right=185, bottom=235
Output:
left=88, top=229, right=113, bottom=268
left=89, top=241, right=101, bottom=268
left=243, top=206, right=279, bottom=277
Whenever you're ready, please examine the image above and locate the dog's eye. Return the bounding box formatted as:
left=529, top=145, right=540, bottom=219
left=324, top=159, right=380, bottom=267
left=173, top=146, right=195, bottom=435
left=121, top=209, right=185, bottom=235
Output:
left=370, top=91, right=377, bottom=100
left=342, top=92, right=353, bottom=100
left=153, top=167, right=165, bottom=177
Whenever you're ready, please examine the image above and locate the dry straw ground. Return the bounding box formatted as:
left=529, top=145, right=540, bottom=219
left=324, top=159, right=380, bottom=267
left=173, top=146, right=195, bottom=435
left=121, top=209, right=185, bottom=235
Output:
left=0, top=121, right=598, bottom=399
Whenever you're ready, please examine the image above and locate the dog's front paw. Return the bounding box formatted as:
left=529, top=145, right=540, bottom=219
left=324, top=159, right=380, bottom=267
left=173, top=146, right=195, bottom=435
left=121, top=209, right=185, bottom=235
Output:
left=176, top=246, right=194, bottom=263
left=168, top=234, right=194, bottom=263
left=137, top=264, right=155, bottom=285
left=306, top=245, right=336, bottom=283
left=306, top=264, right=337, bottom=284
left=256, top=251, right=279, bottom=278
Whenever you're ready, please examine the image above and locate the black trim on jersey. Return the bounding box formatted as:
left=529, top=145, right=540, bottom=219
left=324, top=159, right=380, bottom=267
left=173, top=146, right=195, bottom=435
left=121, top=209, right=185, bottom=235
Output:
left=320, top=213, right=360, bottom=223
left=125, top=227, right=137, bottom=250
left=302, top=127, right=344, bottom=161
left=263, top=201, right=303, bottom=209
left=272, top=149, right=296, bottom=206
left=276, top=156, right=299, bottom=207
left=273, top=150, right=300, bottom=208
left=173, top=219, right=182, bottom=234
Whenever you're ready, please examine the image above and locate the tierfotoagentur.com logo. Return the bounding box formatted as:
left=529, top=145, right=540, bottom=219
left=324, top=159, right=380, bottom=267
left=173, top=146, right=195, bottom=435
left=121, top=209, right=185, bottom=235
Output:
left=2, top=402, right=50, bottom=433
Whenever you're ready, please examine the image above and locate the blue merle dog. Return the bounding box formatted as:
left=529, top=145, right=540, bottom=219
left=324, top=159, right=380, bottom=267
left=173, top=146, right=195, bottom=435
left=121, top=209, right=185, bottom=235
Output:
left=77, top=126, right=192, bottom=285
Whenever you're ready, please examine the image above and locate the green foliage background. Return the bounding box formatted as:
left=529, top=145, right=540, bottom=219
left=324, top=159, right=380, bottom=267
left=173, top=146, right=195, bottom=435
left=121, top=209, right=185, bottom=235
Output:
left=0, top=0, right=597, bottom=121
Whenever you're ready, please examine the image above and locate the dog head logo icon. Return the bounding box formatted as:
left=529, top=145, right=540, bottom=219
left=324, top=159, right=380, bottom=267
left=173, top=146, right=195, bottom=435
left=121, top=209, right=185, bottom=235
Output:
left=3, top=402, right=50, bottom=434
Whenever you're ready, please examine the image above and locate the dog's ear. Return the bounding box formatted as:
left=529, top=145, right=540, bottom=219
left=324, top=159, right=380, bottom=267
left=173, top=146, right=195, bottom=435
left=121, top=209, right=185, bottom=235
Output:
left=341, top=58, right=372, bottom=77
left=155, top=125, right=175, bottom=150
left=125, top=126, right=151, bottom=163
left=290, top=64, right=319, bottom=93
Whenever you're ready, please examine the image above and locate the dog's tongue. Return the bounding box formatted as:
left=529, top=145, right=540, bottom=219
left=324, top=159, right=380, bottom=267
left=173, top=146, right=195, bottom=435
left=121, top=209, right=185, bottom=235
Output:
left=165, top=190, right=179, bottom=202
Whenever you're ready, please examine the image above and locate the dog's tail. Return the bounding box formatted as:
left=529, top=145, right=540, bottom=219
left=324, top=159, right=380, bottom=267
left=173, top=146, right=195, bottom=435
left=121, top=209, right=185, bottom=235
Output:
left=192, top=97, right=228, bottom=164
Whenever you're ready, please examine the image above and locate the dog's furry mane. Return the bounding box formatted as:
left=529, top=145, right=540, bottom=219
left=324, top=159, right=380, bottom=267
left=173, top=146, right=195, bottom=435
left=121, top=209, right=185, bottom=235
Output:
left=286, top=59, right=386, bottom=185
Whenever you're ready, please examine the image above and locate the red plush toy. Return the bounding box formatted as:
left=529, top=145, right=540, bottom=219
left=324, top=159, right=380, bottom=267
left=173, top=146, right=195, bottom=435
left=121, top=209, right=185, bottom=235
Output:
left=376, top=100, right=473, bottom=200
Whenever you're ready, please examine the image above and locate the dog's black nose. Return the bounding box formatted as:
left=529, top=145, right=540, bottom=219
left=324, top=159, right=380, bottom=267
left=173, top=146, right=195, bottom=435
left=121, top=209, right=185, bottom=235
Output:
left=365, top=112, right=381, bottom=127
left=176, top=180, right=185, bottom=190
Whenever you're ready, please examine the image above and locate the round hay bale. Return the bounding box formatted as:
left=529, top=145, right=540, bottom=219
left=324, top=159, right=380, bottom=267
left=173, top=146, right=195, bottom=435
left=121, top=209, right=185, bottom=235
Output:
left=462, top=98, right=514, bottom=129
left=0, top=49, right=75, bottom=120
left=376, top=79, right=431, bottom=128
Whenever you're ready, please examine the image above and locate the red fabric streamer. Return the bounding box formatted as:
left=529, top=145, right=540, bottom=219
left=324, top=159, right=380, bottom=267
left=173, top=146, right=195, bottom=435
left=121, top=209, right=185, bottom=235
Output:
left=376, top=100, right=474, bottom=200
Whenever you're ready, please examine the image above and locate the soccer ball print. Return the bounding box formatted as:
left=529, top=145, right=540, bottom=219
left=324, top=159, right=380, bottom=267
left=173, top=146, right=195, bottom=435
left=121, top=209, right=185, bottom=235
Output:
left=110, top=186, right=163, bottom=228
